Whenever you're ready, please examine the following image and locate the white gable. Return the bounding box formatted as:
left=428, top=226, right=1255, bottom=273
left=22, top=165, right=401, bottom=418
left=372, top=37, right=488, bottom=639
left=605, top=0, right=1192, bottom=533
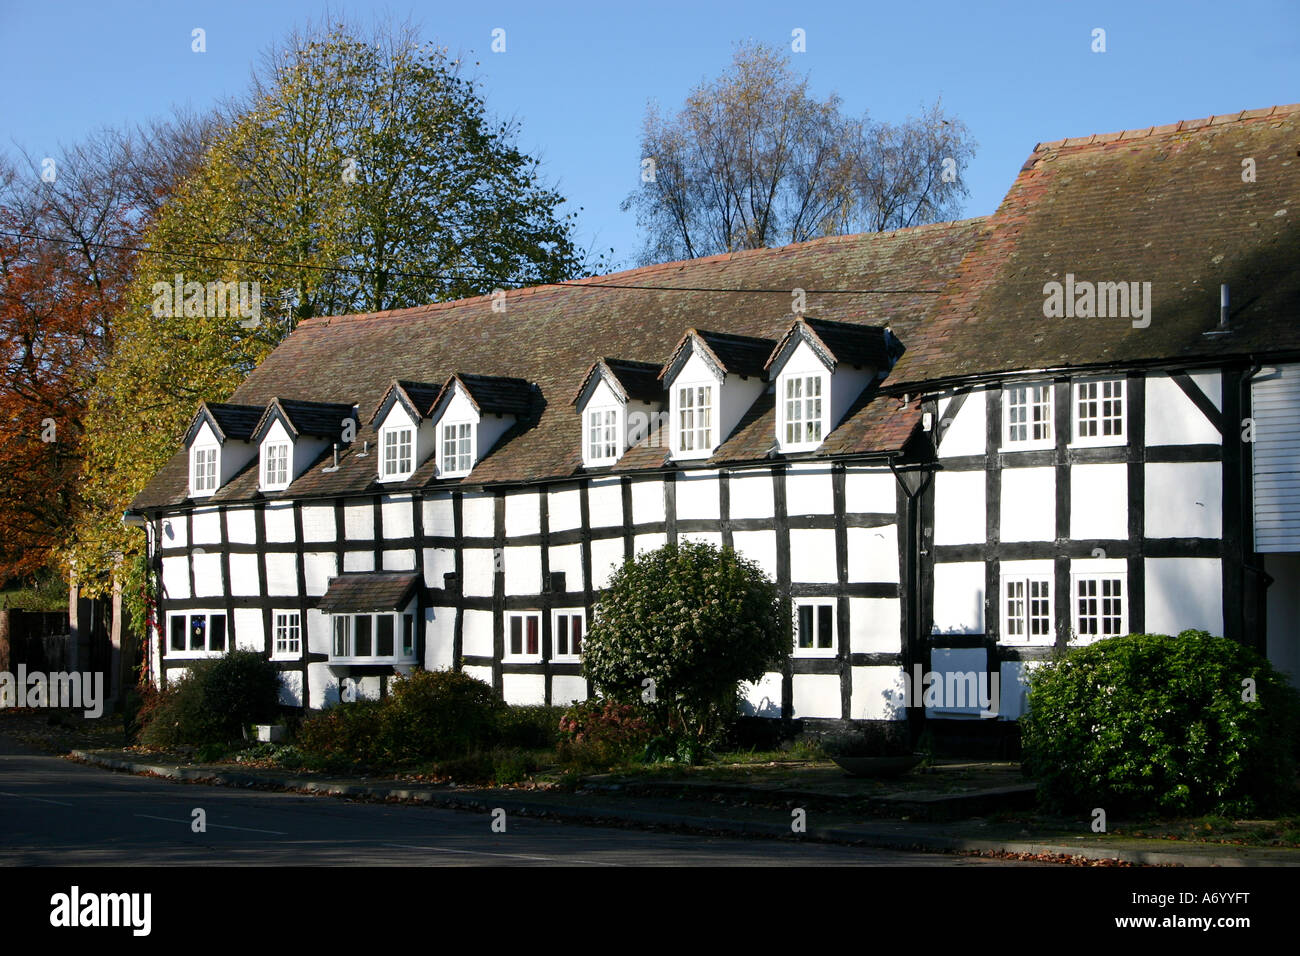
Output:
left=191, top=421, right=218, bottom=448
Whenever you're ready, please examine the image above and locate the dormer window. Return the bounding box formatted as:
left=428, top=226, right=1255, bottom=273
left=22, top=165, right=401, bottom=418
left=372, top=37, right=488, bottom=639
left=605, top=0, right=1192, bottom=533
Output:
left=382, top=425, right=414, bottom=479
left=677, top=384, right=714, bottom=453
left=262, top=441, right=290, bottom=489
left=587, top=407, right=619, bottom=463
left=191, top=445, right=218, bottom=495
left=440, top=421, right=474, bottom=476
left=782, top=373, right=825, bottom=446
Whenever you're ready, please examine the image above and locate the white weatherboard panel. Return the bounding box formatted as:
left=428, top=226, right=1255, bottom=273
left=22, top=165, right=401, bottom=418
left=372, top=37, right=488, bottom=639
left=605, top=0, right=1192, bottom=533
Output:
left=229, top=553, right=260, bottom=596
left=732, top=530, right=777, bottom=581
left=850, top=666, right=907, bottom=720
left=728, top=471, right=775, bottom=520
left=265, top=502, right=296, bottom=542
left=789, top=529, right=838, bottom=583
left=739, top=672, right=783, bottom=718
left=462, top=494, right=494, bottom=538
left=792, top=674, right=840, bottom=718
left=847, top=525, right=899, bottom=583
left=1000, top=468, right=1055, bottom=543
left=461, top=610, right=494, bottom=657
left=191, top=508, right=221, bottom=544
left=227, top=508, right=256, bottom=544
left=425, top=607, right=454, bottom=669
left=844, top=470, right=896, bottom=515
left=504, top=546, right=542, bottom=595
left=382, top=496, right=414, bottom=539
left=192, top=553, right=224, bottom=597
left=548, top=487, right=582, bottom=532
left=933, top=471, right=985, bottom=545
left=343, top=501, right=373, bottom=540
left=1146, top=374, right=1223, bottom=446
left=502, top=674, right=546, bottom=706
left=382, top=549, right=415, bottom=571
left=343, top=551, right=374, bottom=572
left=676, top=472, right=720, bottom=520
left=551, top=676, right=588, bottom=705
left=1145, top=557, right=1222, bottom=637
left=1145, top=462, right=1221, bottom=539
left=937, top=390, right=986, bottom=458
left=301, top=505, right=335, bottom=542
left=505, top=491, right=541, bottom=537
left=786, top=468, right=835, bottom=516
left=931, top=562, right=985, bottom=634
left=1253, top=365, right=1300, bottom=551
left=590, top=536, right=625, bottom=589
left=849, top=597, right=901, bottom=653
left=423, top=497, right=455, bottom=537
left=1070, top=464, right=1128, bottom=541
left=588, top=478, right=624, bottom=527
left=304, top=552, right=336, bottom=595
left=630, top=480, right=666, bottom=524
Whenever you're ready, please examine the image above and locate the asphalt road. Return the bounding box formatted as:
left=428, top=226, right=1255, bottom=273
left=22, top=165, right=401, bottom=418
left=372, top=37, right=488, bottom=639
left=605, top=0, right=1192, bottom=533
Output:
left=0, top=739, right=1028, bottom=866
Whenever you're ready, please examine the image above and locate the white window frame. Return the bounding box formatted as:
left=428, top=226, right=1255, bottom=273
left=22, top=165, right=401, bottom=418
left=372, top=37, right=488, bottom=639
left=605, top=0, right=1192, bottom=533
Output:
left=439, top=420, right=475, bottom=477
left=1003, top=383, right=1055, bottom=450
left=675, top=383, right=714, bottom=455
left=262, top=441, right=291, bottom=490
left=166, top=611, right=228, bottom=658
left=191, top=444, right=219, bottom=496
left=780, top=372, right=827, bottom=450
left=1071, top=378, right=1126, bottom=447
left=380, top=425, right=415, bottom=480
left=330, top=611, right=416, bottom=663
left=552, top=608, right=586, bottom=662
left=1000, top=575, right=1054, bottom=644
left=793, top=598, right=837, bottom=657
left=585, top=406, right=621, bottom=465
left=272, top=610, right=301, bottom=659
left=504, top=611, right=543, bottom=663
left=1071, top=572, right=1127, bottom=643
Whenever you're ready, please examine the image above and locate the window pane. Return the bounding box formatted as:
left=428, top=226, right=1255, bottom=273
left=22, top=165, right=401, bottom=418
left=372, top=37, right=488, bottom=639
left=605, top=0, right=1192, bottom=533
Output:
left=555, top=615, right=569, bottom=656
left=170, top=615, right=186, bottom=651
left=355, top=615, right=372, bottom=656
left=572, top=615, right=582, bottom=655
left=189, top=615, right=206, bottom=650
left=334, top=617, right=349, bottom=657
left=526, top=616, right=539, bottom=655
left=817, top=605, right=833, bottom=648
left=510, top=616, right=522, bottom=655
left=798, top=606, right=813, bottom=648
left=403, top=615, right=414, bottom=657
left=377, top=615, right=394, bottom=657
left=210, top=614, right=226, bottom=652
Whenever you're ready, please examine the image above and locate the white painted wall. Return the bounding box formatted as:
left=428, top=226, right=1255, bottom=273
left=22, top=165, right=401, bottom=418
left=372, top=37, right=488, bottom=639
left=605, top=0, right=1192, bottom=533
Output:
left=423, top=496, right=455, bottom=537
left=732, top=530, right=777, bottom=581
left=502, top=673, right=546, bottom=705
left=937, top=390, right=987, bottom=458
left=931, top=562, right=985, bottom=634
left=847, top=525, right=899, bottom=583
left=382, top=495, right=414, bottom=539
left=265, top=502, right=296, bottom=542
left=192, top=508, right=221, bottom=544
left=230, top=553, right=259, bottom=596
left=551, top=675, right=588, bottom=705
left=265, top=554, right=298, bottom=596
left=739, top=672, right=783, bottom=718
left=789, top=528, right=838, bottom=584
left=588, top=477, right=624, bottom=527
left=1000, top=467, right=1055, bottom=543
left=382, top=549, right=416, bottom=571
left=343, top=502, right=372, bottom=541
left=504, top=545, right=542, bottom=594
left=729, top=471, right=775, bottom=519
left=786, top=466, right=834, bottom=516
left=1070, top=463, right=1128, bottom=540
left=425, top=606, right=454, bottom=670
left=934, top=471, right=985, bottom=545
left=462, top=548, right=494, bottom=596
left=1145, top=462, right=1222, bottom=539
left=850, top=666, right=908, bottom=720
left=505, top=490, right=541, bottom=537
left=461, top=609, right=494, bottom=658
left=301, top=505, right=335, bottom=542
left=304, top=553, right=336, bottom=595
left=792, top=674, right=841, bottom=718
left=1145, top=557, right=1223, bottom=636
left=1145, top=373, right=1223, bottom=446
left=676, top=471, right=720, bottom=520
left=590, top=536, right=625, bottom=589
left=462, top=493, right=494, bottom=538
left=343, top=551, right=374, bottom=572
left=844, top=469, right=896, bottom=514
left=547, top=486, right=582, bottom=532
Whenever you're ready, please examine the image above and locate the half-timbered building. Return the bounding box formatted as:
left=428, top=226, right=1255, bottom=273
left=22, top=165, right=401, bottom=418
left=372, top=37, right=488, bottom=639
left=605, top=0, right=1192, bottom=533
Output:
left=127, top=103, right=1300, bottom=743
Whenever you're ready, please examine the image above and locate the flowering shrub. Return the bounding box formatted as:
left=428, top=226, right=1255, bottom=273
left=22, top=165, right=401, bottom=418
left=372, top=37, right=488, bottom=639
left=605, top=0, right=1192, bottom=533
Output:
left=557, top=698, right=654, bottom=769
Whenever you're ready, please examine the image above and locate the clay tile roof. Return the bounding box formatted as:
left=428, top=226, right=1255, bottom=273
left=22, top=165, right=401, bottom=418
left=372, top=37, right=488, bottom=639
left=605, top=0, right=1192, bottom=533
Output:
left=317, top=572, right=420, bottom=613
left=889, top=103, right=1300, bottom=390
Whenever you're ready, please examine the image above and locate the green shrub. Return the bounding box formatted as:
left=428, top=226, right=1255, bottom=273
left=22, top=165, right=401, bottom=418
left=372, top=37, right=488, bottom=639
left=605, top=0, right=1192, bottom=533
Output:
left=1021, top=630, right=1300, bottom=816
left=380, top=669, right=503, bottom=761
left=492, top=747, right=539, bottom=785
left=497, top=705, right=566, bottom=749
left=297, top=699, right=387, bottom=767
left=557, top=698, right=654, bottom=770
left=136, top=651, right=282, bottom=748
left=581, top=541, right=788, bottom=742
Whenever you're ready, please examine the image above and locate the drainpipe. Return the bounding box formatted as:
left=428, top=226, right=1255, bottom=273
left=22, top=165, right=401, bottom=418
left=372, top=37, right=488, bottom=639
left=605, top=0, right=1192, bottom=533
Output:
left=890, top=455, right=935, bottom=747
left=1241, top=358, right=1274, bottom=652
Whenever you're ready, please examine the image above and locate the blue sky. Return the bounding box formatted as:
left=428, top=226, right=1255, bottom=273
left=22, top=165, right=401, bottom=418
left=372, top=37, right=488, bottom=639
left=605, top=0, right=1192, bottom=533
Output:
left=1, top=0, right=1295, bottom=271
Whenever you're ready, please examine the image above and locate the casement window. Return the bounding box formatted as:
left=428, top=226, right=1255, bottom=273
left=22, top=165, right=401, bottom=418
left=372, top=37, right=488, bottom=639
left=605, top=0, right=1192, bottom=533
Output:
left=553, top=609, right=585, bottom=661
left=1073, top=379, right=1125, bottom=445
left=263, top=442, right=290, bottom=489
left=440, top=421, right=474, bottom=476
left=1002, top=576, right=1053, bottom=642
left=381, top=426, right=414, bottom=479
left=167, top=611, right=227, bottom=656
left=783, top=374, right=825, bottom=446
left=1004, top=384, right=1054, bottom=448
left=506, top=611, right=542, bottom=662
left=191, top=446, right=218, bottom=494
left=273, top=611, right=301, bottom=658
left=587, top=407, right=620, bottom=463
left=331, top=612, right=415, bottom=662
left=1073, top=574, right=1126, bottom=641
left=794, top=599, right=836, bottom=656
left=677, top=384, right=714, bottom=453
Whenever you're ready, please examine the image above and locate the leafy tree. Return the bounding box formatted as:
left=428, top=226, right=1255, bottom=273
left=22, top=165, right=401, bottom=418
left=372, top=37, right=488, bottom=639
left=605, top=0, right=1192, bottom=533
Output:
left=622, top=41, right=975, bottom=263
left=582, top=541, right=788, bottom=743
left=70, top=17, right=600, bottom=617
